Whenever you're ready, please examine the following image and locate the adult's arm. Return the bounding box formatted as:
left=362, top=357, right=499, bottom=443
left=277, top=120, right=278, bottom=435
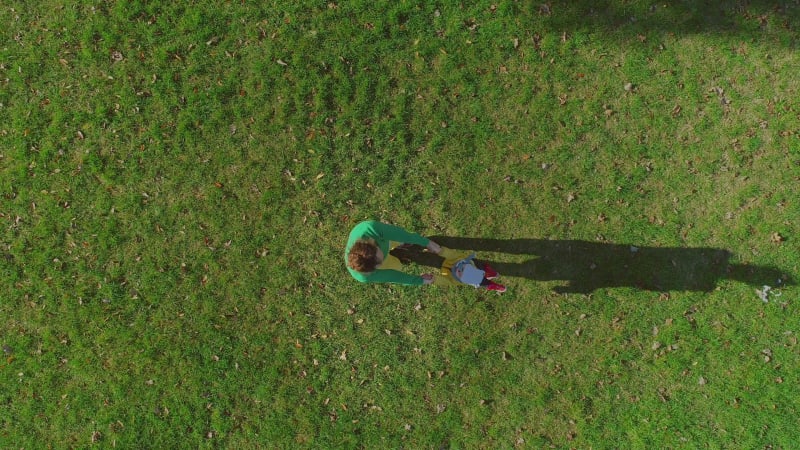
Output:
left=362, top=269, right=425, bottom=286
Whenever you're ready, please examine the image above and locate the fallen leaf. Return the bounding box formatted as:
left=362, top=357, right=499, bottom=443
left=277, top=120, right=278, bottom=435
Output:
left=539, top=4, right=551, bottom=16
left=566, top=431, right=577, bottom=441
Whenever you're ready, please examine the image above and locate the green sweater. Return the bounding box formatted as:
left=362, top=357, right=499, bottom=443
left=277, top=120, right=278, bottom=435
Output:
left=345, top=221, right=430, bottom=286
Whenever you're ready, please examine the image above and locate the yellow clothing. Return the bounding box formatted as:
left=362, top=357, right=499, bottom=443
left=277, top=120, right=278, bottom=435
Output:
left=433, top=247, right=474, bottom=286
left=376, top=241, right=404, bottom=271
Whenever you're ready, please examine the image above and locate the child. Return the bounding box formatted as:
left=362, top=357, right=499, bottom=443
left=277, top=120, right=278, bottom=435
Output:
left=446, top=252, right=506, bottom=293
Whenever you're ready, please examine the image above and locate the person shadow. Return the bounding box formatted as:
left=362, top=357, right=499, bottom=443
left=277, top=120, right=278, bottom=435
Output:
left=391, top=236, right=791, bottom=294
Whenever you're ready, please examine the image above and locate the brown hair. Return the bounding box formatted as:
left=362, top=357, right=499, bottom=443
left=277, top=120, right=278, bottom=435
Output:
left=348, top=240, right=378, bottom=273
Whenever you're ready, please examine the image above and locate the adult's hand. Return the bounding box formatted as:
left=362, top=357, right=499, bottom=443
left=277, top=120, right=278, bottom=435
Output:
left=426, top=240, right=442, bottom=254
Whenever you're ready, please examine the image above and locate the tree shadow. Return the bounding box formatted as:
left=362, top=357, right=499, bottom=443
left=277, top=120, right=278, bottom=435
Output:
left=526, top=1, right=800, bottom=42
left=391, top=236, right=791, bottom=294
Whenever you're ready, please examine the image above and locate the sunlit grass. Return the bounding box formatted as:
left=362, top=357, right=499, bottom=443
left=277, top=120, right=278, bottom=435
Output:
left=1, top=0, right=799, bottom=447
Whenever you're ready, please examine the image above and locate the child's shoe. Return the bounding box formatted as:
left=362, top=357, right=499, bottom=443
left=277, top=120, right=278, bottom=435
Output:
left=486, top=281, right=506, bottom=293
left=483, top=264, right=499, bottom=280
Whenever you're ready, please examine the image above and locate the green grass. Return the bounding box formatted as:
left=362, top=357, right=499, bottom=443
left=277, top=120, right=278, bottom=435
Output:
left=2, top=0, right=799, bottom=448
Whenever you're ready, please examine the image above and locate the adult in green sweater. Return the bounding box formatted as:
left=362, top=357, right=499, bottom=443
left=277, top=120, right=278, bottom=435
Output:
left=345, top=220, right=442, bottom=286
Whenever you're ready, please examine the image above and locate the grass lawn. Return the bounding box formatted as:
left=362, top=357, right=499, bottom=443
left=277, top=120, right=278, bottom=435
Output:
left=2, top=0, right=799, bottom=448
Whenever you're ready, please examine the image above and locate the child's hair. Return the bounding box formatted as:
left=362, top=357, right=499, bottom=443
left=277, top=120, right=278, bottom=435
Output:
left=348, top=240, right=378, bottom=273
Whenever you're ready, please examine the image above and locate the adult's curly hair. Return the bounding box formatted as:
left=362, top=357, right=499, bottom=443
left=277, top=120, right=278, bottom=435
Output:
left=348, top=240, right=378, bottom=273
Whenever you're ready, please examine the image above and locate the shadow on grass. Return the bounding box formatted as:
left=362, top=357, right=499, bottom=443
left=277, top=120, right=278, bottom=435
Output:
left=391, top=236, right=791, bottom=294
left=533, top=1, right=800, bottom=40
